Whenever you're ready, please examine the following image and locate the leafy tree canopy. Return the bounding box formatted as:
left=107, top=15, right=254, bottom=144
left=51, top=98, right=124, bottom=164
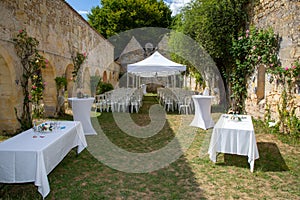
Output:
left=88, top=0, right=173, bottom=38
left=172, top=0, right=249, bottom=76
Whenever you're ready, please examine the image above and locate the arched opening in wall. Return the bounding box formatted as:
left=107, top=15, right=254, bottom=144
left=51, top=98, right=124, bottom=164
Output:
left=65, top=64, right=74, bottom=98
left=103, top=71, right=108, bottom=83
left=83, top=67, right=91, bottom=96
left=112, top=71, right=116, bottom=81
left=95, top=69, right=101, bottom=84
left=0, top=53, right=17, bottom=133
left=41, top=64, right=56, bottom=117
left=257, top=65, right=266, bottom=102
left=91, top=69, right=101, bottom=96
left=109, top=71, right=112, bottom=83
left=95, top=69, right=100, bottom=77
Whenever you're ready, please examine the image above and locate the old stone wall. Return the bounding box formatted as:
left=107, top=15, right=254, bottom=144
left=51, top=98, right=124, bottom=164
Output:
left=245, top=0, right=300, bottom=120
left=0, top=0, right=120, bottom=133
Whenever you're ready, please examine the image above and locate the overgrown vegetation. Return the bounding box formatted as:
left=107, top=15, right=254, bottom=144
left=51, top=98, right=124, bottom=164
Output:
left=266, top=61, right=300, bottom=140
left=12, top=29, right=47, bottom=131
left=230, top=27, right=280, bottom=113
left=90, top=75, right=114, bottom=96
left=96, top=81, right=114, bottom=95
left=172, top=0, right=299, bottom=140
left=54, top=76, right=67, bottom=116
left=71, top=51, right=87, bottom=87
left=172, top=0, right=249, bottom=94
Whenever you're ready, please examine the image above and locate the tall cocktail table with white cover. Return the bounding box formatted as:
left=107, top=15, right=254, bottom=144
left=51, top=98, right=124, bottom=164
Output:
left=0, top=121, right=87, bottom=198
left=68, top=97, right=97, bottom=135
left=208, top=114, right=260, bottom=172
left=190, top=95, right=215, bottom=130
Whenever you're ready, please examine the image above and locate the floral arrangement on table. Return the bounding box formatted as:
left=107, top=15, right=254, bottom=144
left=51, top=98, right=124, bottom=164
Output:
left=230, top=114, right=242, bottom=122
left=34, top=122, right=53, bottom=132
left=226, top=109, right=242, bottom=121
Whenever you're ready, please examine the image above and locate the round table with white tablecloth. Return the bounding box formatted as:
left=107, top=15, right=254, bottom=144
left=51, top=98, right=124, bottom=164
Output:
left=68, top=97, right=97, bottom=135
left=190, top=95, right=215, bottom=130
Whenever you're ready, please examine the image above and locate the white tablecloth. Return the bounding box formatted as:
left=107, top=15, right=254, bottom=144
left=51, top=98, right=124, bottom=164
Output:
left=0, top=121, right=87, bottom=198
left=68, top=97, right=97, bottom=135
left=190, top=95, right=215, bottom=130
left=208, top=114, right=259, bottom=172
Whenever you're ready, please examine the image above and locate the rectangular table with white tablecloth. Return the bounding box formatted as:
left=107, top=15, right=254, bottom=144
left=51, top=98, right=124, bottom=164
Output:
left=208, top=114, right=259, bottom=172
left=0, top=121, right=87, bottom=198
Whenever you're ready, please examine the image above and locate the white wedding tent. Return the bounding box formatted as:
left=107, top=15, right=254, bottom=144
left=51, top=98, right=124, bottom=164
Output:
left=127, top=51, right=186, bottom=77
left=126, top=51, right=186, bottom=88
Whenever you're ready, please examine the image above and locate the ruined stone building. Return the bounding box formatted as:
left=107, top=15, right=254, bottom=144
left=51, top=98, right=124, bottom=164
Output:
left=0, top=0, right=120, bottom=133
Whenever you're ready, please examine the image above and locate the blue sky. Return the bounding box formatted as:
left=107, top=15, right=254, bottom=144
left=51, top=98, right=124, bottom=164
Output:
left=65, top=0, right=100, bottom=19
left=65, top=0, right=191, bottom=20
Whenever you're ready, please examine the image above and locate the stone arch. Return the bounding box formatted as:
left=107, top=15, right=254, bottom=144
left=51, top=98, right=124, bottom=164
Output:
left=257, top=65, right=266, bottom=102
left=83, top=67, right=91, bottom=96
left=65, top=64, right=74, bottom=97
left=109, top=71, right=112, bottom=83
left=112, top=71, right=116, bottom=81
left=41, top=63, right=56, bottom=117
left=0, top=48, right=18, bottom=133
left=103, top=70, right=108, bottom=83
left=95, top=69, right=100, bottom=77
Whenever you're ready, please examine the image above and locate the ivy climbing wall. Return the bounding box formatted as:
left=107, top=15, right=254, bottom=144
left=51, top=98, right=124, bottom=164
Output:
left=246, top=0, right=300, bottom=120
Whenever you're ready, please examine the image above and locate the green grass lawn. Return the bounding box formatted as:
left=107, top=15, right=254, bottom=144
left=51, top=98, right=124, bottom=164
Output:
left=0, top=95, right=299, bottom=199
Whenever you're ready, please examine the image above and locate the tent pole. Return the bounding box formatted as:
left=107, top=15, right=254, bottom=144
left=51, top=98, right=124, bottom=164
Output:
left=138, top=76, right=141, bottom=89
left=127, top=72, right=129, bottom=88
left=132, top=74, right=136, bottom=88
left=174, top=74, right=176, bottom=88
left=185, top=71, right=187, bottom=88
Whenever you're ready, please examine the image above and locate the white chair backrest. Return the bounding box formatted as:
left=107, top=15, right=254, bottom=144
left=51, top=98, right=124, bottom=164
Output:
left=185, top=96, right=191, bottom=105
left=203, top=88, right=209, bottom=96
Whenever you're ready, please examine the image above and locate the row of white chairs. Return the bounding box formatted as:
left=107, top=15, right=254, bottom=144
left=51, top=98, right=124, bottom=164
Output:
left=94, top=88, right=143, bottom=113
left=157, top=88, right=196, bottom=114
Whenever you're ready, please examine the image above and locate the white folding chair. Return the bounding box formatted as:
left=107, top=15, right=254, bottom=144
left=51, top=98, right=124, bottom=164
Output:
left=164, top=95, right=174, bottom=112
left=94, top=94, right=106, bottom=113
left=179, top=96, right=192, bottom=115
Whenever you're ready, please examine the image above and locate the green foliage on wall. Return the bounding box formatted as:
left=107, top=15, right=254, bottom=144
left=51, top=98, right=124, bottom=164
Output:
left=13, top=29, right=47, bottom=131
left=230, top=27, right=280, bottom=113
left=96, top=82, right=114, bottom=95
left=172, top=0, right=249, bottom=80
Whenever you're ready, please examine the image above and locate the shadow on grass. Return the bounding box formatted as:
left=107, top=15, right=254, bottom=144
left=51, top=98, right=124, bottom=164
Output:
left=0, top=94, right=206, bottom=199
left=255, top=142, right=289, bottom=172
left=83, top=95, right=205, bottom=199
left=218, top=142, right=289, bottom=172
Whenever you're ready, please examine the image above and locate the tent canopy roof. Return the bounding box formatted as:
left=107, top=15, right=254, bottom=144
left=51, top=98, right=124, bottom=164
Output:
left=127, top=51, right=186, bottom=77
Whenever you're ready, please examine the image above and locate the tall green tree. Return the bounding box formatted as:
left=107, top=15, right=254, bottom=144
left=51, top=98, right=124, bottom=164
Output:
left=172, top=0, right=249, bottom=96
left=88, top=0, right=173, bottom=38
